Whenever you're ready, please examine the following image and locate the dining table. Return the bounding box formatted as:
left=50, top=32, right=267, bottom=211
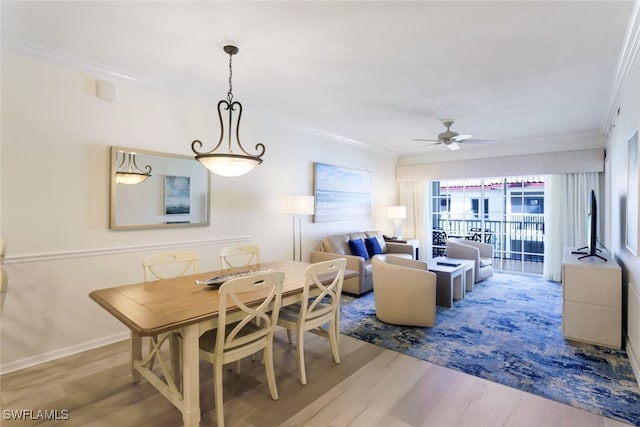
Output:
left=89, top=259, right=356, bottom=427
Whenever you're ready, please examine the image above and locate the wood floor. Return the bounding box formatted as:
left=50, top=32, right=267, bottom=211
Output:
left=1, top=330, right=631, bottom=427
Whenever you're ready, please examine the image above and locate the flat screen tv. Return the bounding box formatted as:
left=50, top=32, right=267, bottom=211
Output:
left=575, top=189, right=606, bottom=261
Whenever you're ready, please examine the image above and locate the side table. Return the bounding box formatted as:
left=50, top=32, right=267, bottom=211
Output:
left=427, top=258, right=464, bottom=308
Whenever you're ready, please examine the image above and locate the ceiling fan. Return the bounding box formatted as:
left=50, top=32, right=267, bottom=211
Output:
left=413, top=120, right=487, bottom=151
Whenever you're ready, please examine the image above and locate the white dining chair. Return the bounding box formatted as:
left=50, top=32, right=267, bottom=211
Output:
left=142, top=251, right=200, bottom=381
left=142, top=251, right=199, bottom=281
left=197, top=270, right=284, bottom=427
left=219, top=244, right=260, bottom=269
left=1, top=266, right=8, bottom=316
left=1, top=239, right=6, bottom=265
left=278, top=258, right=346, bottom=385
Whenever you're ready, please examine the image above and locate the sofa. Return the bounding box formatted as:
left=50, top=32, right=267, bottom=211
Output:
left=371, top=255, right=437, bottom=327
left=445, top=237, right=494, bottom=283
left=310, top=231, right=414, bottom=295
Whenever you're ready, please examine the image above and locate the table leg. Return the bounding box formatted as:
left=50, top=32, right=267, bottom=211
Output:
left=181, top=324, right=201, bottom=427
left=130, top=331, right=142, bottom=383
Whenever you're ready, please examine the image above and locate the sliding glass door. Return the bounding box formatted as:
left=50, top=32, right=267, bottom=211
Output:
left=431, top=176, right=545, bottom=275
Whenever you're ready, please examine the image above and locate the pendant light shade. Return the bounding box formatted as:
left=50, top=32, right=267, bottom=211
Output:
left=192, top=45, right=265, bottom=177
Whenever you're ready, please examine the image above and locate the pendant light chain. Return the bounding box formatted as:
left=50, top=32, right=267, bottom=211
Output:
left=227, top=51, right=234, bottom=104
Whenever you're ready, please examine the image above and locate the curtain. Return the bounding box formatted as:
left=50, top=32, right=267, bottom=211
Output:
left=543, top=172, right=601, bottom=281
left=398, top=181, right=426, bottom=259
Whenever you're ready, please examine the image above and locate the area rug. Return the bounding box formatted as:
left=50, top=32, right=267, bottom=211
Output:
left=340, top=273, right=640, bottom=425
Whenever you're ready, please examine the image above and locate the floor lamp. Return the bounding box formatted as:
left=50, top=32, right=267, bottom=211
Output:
left=387, top=205, right=407, bottom=239
left=281, top=196, right=315, bottom=261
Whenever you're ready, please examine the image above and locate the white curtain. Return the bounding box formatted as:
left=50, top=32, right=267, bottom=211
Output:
left=398, top=181, right=426, bottom=259
left=543, top=172, right=601, bottom=281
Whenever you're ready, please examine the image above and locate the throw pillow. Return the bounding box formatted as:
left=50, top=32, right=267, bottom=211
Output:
left=348, top=239, right=369, bottom=260
left=364, top=237, right=383, bottom=258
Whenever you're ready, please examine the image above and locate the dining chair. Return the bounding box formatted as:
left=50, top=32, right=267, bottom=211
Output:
left=219, top=244, right=260, bottom=269
left=1, top=266, right=8, bottom=316
left=1, top=240, right=8, bottom=316
left=277, top=258, right=346, bottom=385
left=142, top=251, right=199, bottom=281
left=197, top=270, right=285, bottom=427
left=141, top=251, right=200, bottom=381
left=1, top=239, right=6, bottom=265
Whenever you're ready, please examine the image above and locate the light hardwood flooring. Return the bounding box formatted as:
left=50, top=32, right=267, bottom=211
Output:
left=1, top=330, right=631, bottom=427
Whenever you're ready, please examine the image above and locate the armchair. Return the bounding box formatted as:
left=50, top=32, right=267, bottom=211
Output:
left=371, top=255, right=437, bottom=327
left=445, top=237, right=493, bottom=283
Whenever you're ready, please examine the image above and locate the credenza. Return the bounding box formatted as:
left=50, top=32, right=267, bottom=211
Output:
left=562, top=247, right=621, bottom=349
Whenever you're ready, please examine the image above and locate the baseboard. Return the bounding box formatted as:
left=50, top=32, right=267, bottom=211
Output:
left=0, top=331, right=129, bottom=375
left=627, top=334, right=640, bottom=388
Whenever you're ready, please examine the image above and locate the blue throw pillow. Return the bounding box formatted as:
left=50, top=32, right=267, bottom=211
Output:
left=348, top=239, right=369, bottom=260
left=365, top=237, right=383, bottom=258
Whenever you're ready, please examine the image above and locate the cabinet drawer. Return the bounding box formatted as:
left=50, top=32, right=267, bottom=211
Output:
left=563, top=267, right=621, bottom=307
left=563, top=301, right=621, bottom=348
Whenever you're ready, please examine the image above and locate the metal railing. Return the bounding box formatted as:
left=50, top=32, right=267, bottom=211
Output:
left=433, top=215, right=544, bottom=262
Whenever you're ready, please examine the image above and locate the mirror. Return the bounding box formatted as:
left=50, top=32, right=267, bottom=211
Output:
left=110, top=146, right=210, bottom=230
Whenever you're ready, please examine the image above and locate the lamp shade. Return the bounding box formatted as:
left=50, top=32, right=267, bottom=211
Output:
left=281, top=196, right=315, bottom=215
left=387, top=205, right=407, bottom=219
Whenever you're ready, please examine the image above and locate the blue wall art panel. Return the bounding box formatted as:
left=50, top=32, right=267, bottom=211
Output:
left=164, top=175, right=191, bottom=215
left=313, top=163, right=372, bottom=222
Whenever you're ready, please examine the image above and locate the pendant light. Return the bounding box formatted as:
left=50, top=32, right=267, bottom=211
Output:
left=191, top=45, right=265, bottom=177
left=115, top=151, right=152, bottom=185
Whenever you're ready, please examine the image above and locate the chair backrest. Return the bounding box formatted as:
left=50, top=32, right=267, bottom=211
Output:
left=298, top=258, right=347, bottom=325
left=1, top=266, right=8, bottom=316
left=215, top=270, right=285, bottom=360
left=142, top=251, right=199, bottom=281
left=219, top=245, right=260, bottom=269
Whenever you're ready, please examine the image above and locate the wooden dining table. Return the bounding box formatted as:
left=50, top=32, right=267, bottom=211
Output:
left=89, top=260, right=355, bottom=427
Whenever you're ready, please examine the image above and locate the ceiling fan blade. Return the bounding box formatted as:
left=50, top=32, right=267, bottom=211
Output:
left=446, top=141, right=460, bottom=151
left=459, top=138, right=495, bottom=144
left=452, top=134, right=472, bottom=142
left=412, top=138, right=439, bottom=142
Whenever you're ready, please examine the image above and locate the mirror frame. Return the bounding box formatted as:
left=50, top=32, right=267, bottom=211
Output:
left=109, top=146, right=211, bottom=230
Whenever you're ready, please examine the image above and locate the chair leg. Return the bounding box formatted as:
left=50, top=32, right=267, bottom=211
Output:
left=214, top=363, right=225, bottom=427
left=263, top=340, right=279, bottom=400
left=329, top=318, right=341, bottom=364
left=296, top=327, right=307, bottom=385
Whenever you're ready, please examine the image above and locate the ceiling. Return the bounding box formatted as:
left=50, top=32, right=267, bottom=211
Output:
left=1, top=1, right=635, bottom=160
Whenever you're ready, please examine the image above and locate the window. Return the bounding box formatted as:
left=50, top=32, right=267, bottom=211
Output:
left=430, top=176, right=545, bottom=274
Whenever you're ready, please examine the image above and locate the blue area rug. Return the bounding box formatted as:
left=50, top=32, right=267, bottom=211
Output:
left=340, top=272, right=640, bottom=425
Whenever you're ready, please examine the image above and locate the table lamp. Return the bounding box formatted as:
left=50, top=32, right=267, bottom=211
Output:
left=387, top=205, right=407, bottom=239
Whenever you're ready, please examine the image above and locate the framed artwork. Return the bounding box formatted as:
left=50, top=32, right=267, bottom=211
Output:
left=164, top=175, right=191, bottom=215
left=313, top=162, right=372, bottom=222
left=628, top=130, right=639, bottom=255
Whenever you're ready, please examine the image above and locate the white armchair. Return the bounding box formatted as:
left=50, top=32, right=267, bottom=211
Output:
left=445, top=237, right=494, bottom=283
left=371, top=255, right=437, bottom=327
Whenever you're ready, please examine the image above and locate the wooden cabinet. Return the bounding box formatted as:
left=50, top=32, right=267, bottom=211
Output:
left=562, top=247, right=621, bottom=349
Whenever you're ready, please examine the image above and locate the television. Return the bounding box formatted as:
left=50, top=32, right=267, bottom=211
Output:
left=575, top=189, right=606, bottom=261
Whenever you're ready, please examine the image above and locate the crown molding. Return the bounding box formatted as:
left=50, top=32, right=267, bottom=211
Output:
left=1, top=36, right=216, bottom=105
left=603, top=0, right=640, bottom=133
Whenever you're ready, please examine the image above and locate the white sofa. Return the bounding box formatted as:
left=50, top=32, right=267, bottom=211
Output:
left=371, top=255, right=437, bottom=327
left=310, top=231, right=414, bottom=295
left=445, top=237, right=494, bottom=283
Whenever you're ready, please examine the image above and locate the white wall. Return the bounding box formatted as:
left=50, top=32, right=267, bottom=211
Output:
left=0, top=51, right=398, bottom=371
left=605, top=13, right=640, bottom=379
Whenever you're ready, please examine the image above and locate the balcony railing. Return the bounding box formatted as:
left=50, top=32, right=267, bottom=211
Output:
left=433, top=215, right=544, bottom=262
